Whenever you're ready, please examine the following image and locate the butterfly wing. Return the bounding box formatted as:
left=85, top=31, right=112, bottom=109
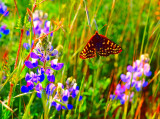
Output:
left=80, top=35, right=97, bottom=59
left=80, top=32, right=122, bottom=59
left=95, top=34, right=122, bottom=56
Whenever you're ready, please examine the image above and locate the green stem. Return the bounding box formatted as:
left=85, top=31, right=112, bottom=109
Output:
left=140, top=0, right=152, bottom=56
left=22, top=92, right=36, bottom=119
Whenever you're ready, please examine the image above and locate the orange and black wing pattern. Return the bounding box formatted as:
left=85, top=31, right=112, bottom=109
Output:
left=80, top=31, right=122, bottom=59
left=79, top=34, right=97, bottom=59
left=96, top=34, right=122, bottom=56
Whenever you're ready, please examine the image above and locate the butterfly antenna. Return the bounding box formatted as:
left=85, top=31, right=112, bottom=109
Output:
left=93, top=19, right=98, bottom=32
left=99, top=24, right=108, bottom=32
left=84, top=0, right=92, bottom=33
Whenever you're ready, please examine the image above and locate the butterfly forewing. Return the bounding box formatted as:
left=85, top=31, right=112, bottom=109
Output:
left=79, top=35, right=97, bottom=59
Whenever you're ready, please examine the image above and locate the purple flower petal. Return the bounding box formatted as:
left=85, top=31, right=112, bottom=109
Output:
left=51, top=63, right=64, bottom=70
left=35, top=83, right=42, bottom=91
left=51, top=50, right=58, bottom=56
left=21, top=86, right=29, bottom=93
left=23, top=43, right=30, bottom=50
left=127, top=65, right=133, bottom=72
left=142, top=81, right=148, bottom=87
left=72, top=90, right=77, bottom=98
left=47, top=75, right=55, bottom=82
left=25, top=61, right=34, bottom=68
left=56, top=104, right=61, bottom=111
left=50, top=32, right=53, bottom=37
left=50, top=46, right=53, bottom=51
left=120, top=74, right=127, bottom=82
left=31, top=52, right=39, bottom=59
left=45, top=69, right=51, bottom=75
left=120, top=99, right=125, bottom=104
left=145, top=71, right=152, bottom=77
left=62, top=106, right=67, bottom=110
left=3, top=29, right=9, bottom=35
left=46, top=55, right=50, bottom=61
left=26, top=30, right=30, bottom=36
left=62, top=96, right=68, bottom=101
left=46, top=83, right=56, bottom=95
left=67, top=104, right=73, bottom=110
left=37, top=92, right=41, bottom=98
left=76, top=86, right=79, bottom=90
left=26, top=81, right=34, bottom=90
left=135, top=81, right=141, bottom=92
left=51, top=101, right=57, bottom=107
left=39, top=74, right=45, bottom=82
left=32, top=60, right=38, bottom=67
left=79, top=96, right=83, bottom=101
left=110, top=94, right=116, bottom=100
left=25, top=73, right=31, bottom=81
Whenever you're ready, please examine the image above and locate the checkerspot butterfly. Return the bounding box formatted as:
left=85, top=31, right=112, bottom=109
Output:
left=80, top=31, right=122, bottom=59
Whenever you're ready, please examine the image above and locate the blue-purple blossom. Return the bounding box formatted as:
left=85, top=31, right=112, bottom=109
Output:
left=46, top=83, right=56, bottom=96
left=35, top=83, right=43, bottom=98
left=21, top=69, right=45, bottom=93
left=23, top=43, right=30, bottom=50
left=110, top=54, right=152, bottom=104
left=26, top=10, right=52, bottom=37
left=50, top=78, right=82, bottom=111
left=51, top=59, right=64, bottom=70
left=23, top=41, right=34, bottom=50
left=0, top=25, right=10, bottom=38
left=0, top=2, right=9, bottom=16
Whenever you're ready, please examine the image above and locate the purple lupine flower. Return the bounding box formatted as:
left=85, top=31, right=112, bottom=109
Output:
left=25, top=59, right=38, bottom=69
left=120, top=72, right=132, bottom=82
left=46, top=83, right=56, bottom=96
left=26, top=30, right=30, bottom=36
left=0, top=25, right=9, bottom=38
left=23, top=41, right=34, bottom=50
left=29, top=10, right=52, bottom=37
left=23, top=43, right=30, bottom=50
left=62, top=89, right=70, bottom=102
left=26, top=80, right=34, bottom=90
left=21, top=86, right=29, bottom=93
left=21, top=68, right=45, bottom=94
left=35, top=83, right=43, bottom=98
left=50, top=77, right=82, bottom=111
left=21, top=31, right=81, bottom=111
left=51, top=59, right=64, bottom=70
left=110, top=54, right=151, bottom=104
left=0, top=2, right=9, bottom=16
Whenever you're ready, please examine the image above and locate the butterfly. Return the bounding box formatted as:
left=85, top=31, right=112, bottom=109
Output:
left=80, top=31, right=122, bottom=59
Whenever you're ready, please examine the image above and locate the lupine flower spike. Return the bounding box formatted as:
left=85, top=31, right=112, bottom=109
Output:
left=110, top=54, right=151, bottom=104
left=21, top=33, right=82, bottom=111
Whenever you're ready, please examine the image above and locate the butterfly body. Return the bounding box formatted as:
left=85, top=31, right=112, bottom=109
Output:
left=80, top=31, right=122, bottom=59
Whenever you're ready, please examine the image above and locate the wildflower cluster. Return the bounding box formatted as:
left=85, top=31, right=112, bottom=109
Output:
left=26, top=10, right=52, bottom=36
left=21, top=34, right=82, bottom=111
left=0, top=2, right=9, bottom=16
left=51, top=77, right=82, bottom=111
left=110, top=54, right=151, bottom=104
left=0, top=25, right=10, bottom=38
left=23, top=10, right=52, bottom=50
